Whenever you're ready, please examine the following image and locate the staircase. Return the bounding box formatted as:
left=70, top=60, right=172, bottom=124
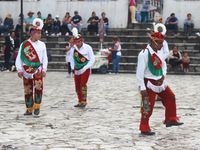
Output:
left=0, top=23, right=200, bottom=74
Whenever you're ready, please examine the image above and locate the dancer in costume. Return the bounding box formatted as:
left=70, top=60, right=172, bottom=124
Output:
left=70, top=28, right=95, bottom=107
left=136, top=23, right=183, bottom=135
left=16, top=18, right=48, bottom=115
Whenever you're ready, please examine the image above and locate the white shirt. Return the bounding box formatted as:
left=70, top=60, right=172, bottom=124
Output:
left=161, top=40, right=169, bottom=60
left=136, top=44, right=167, bottom=91
left=15, top=39, right=48, bottom=72
left=115, top=42, right=122, bottom=56
left=66, top=43, right=73, bottom=63
left=70, top=43, right=95, bottom=75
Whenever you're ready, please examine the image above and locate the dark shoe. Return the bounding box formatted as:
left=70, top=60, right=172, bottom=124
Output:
left=141, top=130, right=155, bottom=135
left=79, top=103, right=86, bottom=107
left=34, top=109, right=40, bottom=115
left=74, top=104, right=80, bottom=107
left=24, top=110, right=32, bottom=115
left=165, top=119, right=184, bottom=127
left=155, top=97, right=162, bottom=101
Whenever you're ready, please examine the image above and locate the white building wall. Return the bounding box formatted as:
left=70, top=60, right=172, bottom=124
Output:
left=163, top=0, right=200, bottom=29
left=0, top=0, right=128, bottom=28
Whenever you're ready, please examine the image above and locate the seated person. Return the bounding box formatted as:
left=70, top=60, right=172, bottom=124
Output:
left=25, top=11, right=35, bottom=34
left=184, top=13, right=194, bottom=36
left=97, top=12, right=109, bottom=36
left=51, top=15, right=61, bottom=36
left=87, top=11, right=99, bottom=36
left=44, top=14, right=54, bottom=35
left=68, top=11, right=83, bottom=34
left=60, top=12, right=72, bottom=36
left=15, top=13, right=26, bottom=34
left=37, top=11, right=45, bottom=22
left=2, top=13, right=13, bottom=35
left=168, top=46, right=183, bottom=72
left=165, top=13, right=178, bottom=36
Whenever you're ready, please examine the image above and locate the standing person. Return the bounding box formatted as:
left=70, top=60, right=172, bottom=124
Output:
left=68, top=11, right=83, bottom=34
left=165, top=13, right=178, bottom=36
left=129, top=0, right=137, bottom=23
left=15, top=18, right=48, bottom=115
left=182, top=52, right=190, bottom=72
left=15, top=13, right=26, bottom=34
left=65, top=37, right=74, bottom=78
left=0, top=31, right=15, bottom=71
left=87, top=11, right=99, bottom=36
left=184, top=13, right=194, bottom=36
left=51, top=15, right=61, bottom=36
left=60, top=12, right=72, bottom=36
left=0, top=16, right=3, bottom=35
left=2, top=13, right=13, bottom=35
left=141, top=0, right=150, bottom=23
left=70, top=28, right=95, bottom=107
left=97, top=12, right=109, bottom=36
left=136, top=24, right=183, bottom=135
left=108, top=36, right=121, bottom=74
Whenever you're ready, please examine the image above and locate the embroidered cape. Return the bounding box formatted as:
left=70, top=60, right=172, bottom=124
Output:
left=73, top=49, right=89, bottom=70
left=20, top=40, right=40, bottom=68
left=147, top=48, right=163, bottom=76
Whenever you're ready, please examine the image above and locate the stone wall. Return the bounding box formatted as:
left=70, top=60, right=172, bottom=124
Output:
left=0, top=0, right=128, bottom=28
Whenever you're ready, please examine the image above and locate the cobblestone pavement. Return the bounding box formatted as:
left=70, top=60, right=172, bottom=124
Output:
left=0, top=72, right=200, bottom=150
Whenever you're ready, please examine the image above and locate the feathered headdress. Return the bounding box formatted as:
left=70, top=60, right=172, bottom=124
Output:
left=150, top=22, right=166, bottom=41
left=31, top=18, right=43, bottom=31
left=72, top=28, right=82, bottom=41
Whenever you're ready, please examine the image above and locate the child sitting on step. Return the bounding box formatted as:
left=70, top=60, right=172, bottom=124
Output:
left=182, top=52, right=190, bottom=72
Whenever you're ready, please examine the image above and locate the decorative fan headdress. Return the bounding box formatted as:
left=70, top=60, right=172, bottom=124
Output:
left=31, top=18, right=43, bottom=31
left=72, top=28, right=82, bottom=41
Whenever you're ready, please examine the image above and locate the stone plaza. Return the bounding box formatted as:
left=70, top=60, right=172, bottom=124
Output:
left=0, top=72, right=200, bottom=150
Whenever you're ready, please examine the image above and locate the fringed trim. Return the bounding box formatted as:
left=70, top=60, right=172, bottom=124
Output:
left=26, top=108, right=34, bottom=113
left=81, top=101, right=87, bottom=105
left=33, top=103, right=41, bottom=109
left=139, top=124, right=150, bottom=132
left=163, top=116, right=180, bottom=124
left=23, top=66, right=42, bottom=79
left=147, top=80, right=168, bottom=93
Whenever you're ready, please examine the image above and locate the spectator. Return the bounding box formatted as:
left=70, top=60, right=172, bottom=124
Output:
left=37, top=11, right=45, bottom=22
left=182, top=52, right=190, bottom=72
left=65, top=37, right=74, bottom=78
left=15, top=13, right=26, bottom=34
left=129, top=0, right=137, bottom=23
left=184, top=13, right=194, bottom=36
left=51, top=15, right=61, bottom=36
left=165, top=13, right=178, bottom=36
left=0, top=31, right=15, bottom=71
left=97, top=12, right=109, bottom=36
left=68, top=11, right=83, bottom=34
left=168, top=46, right=183, bottom=72
left=60, top=12, right=72, bottom=36
left=0, top=16, right=4, bottom=35
left=44, top=14, right=54, bottom=36
left=26, top=11, right=35, bottom=34
left=2, top=13, right=13, bottom=35
left=87, top=12, right=99, bottom=36
left=107, top=36, right=122, bottom=74
left=141, top=0, right=150, bottom=23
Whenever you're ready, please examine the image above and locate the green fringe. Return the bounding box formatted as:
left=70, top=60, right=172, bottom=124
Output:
left=73, top=49, right=88, bottom=69
left=148, top=50, right=163, bottom=77
left=20, top=41, right=40, bottom=68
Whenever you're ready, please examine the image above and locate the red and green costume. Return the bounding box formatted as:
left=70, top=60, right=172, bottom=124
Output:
left=21, top=40, right=43, bottom=113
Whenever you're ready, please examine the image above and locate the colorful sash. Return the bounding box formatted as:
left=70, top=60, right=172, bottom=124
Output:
left=147, top=48, right=163, bottom=76
left=20, top=40, right=40, bottom=68
left=73, top=49, right=89, bottom=70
